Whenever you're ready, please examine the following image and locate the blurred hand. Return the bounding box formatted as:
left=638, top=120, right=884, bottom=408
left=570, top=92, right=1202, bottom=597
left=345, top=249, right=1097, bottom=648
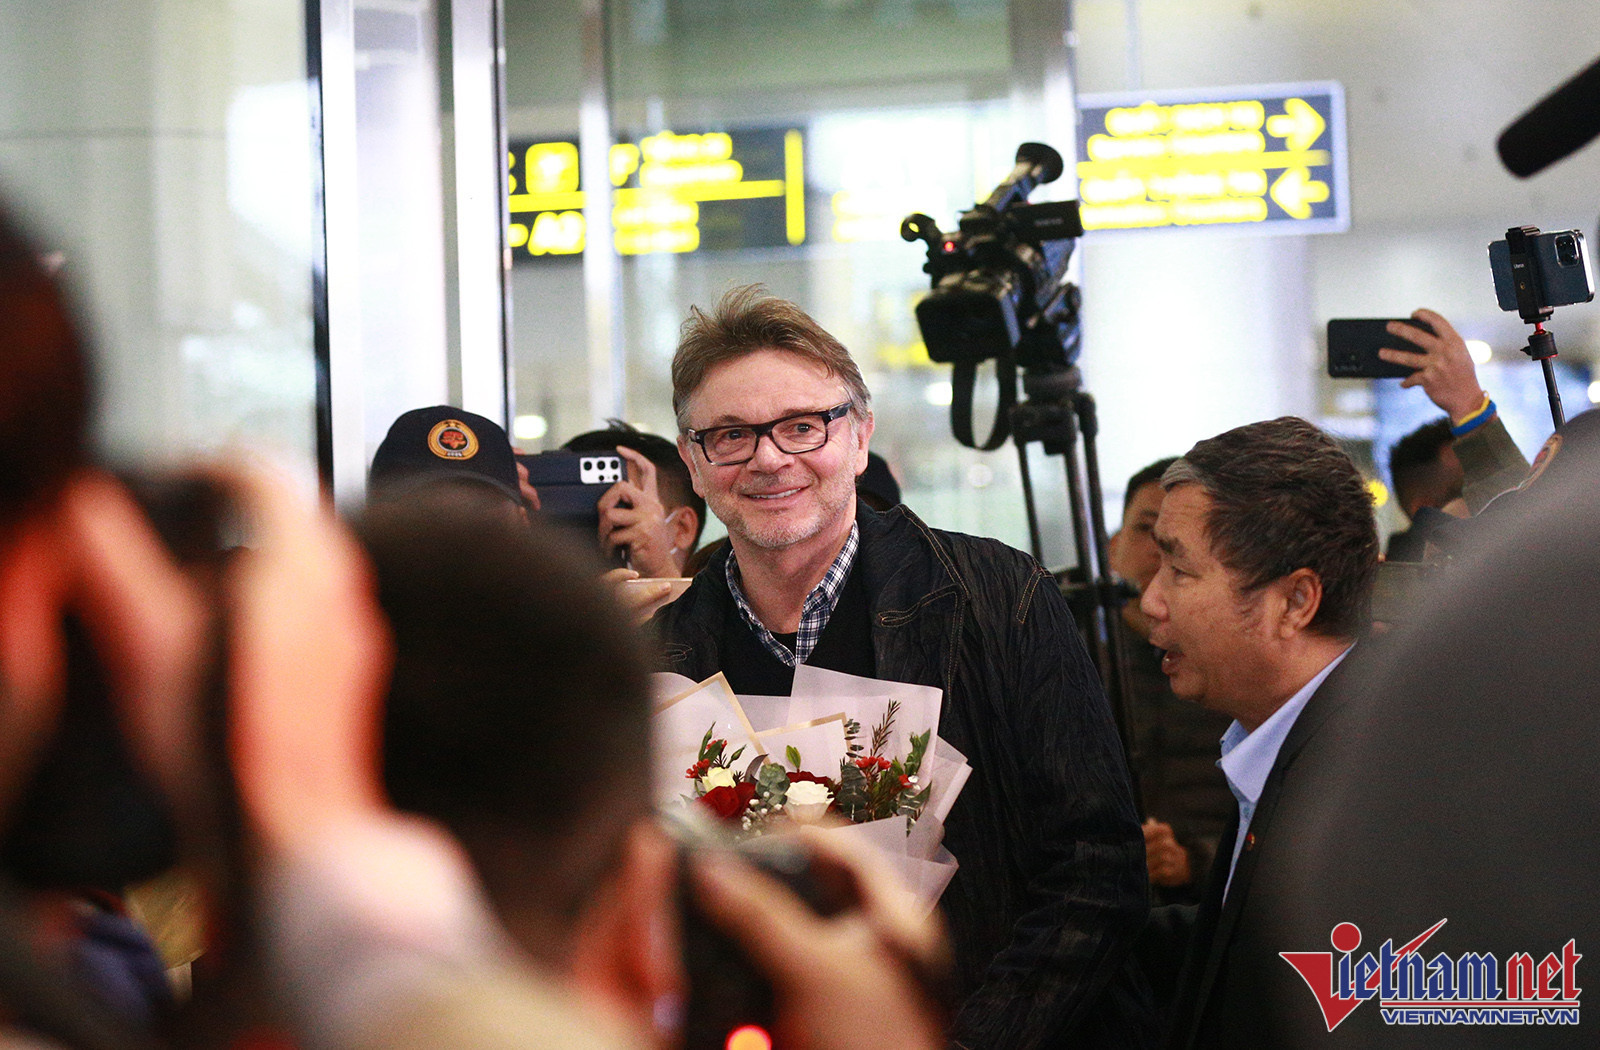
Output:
left=1143, top=819, right=1193, bottom=888
left=219, top=460, right=395, bottom=854
left=690, top=827, right=950, bottom=1050
left=602, top=566, right=676, bottom=624
left=54, top=474, right=210, bottom=811
left=1378, top=308, right=1487, bottom=422
left=512, top=455, right=541, bottom=512
left=597, top=447, right=691, bottom=578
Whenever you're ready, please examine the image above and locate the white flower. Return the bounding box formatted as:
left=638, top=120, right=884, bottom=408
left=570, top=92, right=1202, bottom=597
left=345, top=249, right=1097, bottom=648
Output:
left=786, top=780, right=833, bottom=806
left=785, top=779, right=834, bottom=825
left=700, top=766, right=737, bottom=791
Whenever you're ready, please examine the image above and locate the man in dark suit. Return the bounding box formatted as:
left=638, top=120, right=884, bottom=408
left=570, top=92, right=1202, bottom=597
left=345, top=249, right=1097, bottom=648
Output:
left=1135, top=417, right=1380, bottom=1048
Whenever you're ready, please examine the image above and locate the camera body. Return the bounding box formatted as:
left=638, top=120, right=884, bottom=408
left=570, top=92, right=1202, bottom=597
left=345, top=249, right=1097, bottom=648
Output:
left=1489, top=228, right=1595, bottom=316
left=0, top=475, right=231, bottom=891
left=664, top=811, right=856, bottom=1050
left=903, top=143, right=1084, bottom=372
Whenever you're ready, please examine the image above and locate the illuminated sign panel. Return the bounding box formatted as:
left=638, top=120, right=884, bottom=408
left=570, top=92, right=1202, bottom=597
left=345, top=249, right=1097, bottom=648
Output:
left=1075, top=82, right=1347, bottom=235
left=507, top=126, right=805, bottom=261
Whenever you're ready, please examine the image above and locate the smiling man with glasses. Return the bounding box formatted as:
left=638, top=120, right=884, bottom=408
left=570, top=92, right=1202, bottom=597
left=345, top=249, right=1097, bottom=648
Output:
left=655, top=285, right=1155, bottom=1049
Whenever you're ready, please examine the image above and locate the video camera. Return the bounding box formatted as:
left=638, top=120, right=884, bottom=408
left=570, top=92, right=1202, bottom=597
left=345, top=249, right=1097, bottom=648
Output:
left=901, top=142, right=1083, bottom=450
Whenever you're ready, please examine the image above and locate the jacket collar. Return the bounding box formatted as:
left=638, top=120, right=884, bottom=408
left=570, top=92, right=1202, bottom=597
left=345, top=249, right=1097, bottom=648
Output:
left=853, top=502, right=968, bottom=614
left=659, top=502, right=968, bottom=687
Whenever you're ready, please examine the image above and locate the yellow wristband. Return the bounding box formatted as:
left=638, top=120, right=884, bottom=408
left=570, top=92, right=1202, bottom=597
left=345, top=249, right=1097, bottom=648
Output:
left=1451, top=392, right=1491, bottom=429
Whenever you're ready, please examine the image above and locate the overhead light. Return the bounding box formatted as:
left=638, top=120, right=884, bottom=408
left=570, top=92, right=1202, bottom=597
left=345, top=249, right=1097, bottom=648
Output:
left=512, top=414, right=548, bottom=441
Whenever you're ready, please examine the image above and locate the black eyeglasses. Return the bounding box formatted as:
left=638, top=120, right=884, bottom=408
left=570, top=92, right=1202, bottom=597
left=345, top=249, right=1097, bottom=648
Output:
left=685, top=402, right=853, bottom=466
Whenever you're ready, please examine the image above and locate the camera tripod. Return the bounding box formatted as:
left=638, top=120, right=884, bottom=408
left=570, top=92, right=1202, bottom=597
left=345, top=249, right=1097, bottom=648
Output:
left=1008, top=364, right=1143, bottom=811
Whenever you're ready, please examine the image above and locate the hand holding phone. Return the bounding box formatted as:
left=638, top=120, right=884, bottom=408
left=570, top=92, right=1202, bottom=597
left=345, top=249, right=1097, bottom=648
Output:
left=598, top=447, right=688, bottom=578
left=1326, top=317, right=1436, bottom=379
left=1376, top=309, right=1489, bottom=421
left=516, top=451, right=624, bottom=539
left=1328, top=310, right=1489, bottom=423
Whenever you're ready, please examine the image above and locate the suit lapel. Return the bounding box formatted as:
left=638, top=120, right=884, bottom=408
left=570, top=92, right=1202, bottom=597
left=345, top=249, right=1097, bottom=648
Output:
left=1170, top=653, right=1356, bottom=1048
left=1168, top=811, right=1238, bottom=1048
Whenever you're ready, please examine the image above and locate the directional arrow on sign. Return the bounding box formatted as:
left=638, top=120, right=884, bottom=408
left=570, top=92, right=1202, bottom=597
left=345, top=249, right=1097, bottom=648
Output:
left=1270, top=167, right=1330, bottom=219
left=1266, top=97, right=1326, bottom=151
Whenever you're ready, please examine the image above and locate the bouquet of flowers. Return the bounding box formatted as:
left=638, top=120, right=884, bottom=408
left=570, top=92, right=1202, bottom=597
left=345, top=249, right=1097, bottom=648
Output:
left=653, top=667, right=971, bottom=913
left=685, top=700, right=932, bottom=834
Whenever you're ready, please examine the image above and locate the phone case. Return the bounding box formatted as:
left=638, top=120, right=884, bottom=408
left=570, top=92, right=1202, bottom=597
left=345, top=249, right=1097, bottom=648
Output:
left=1326, top=318, right=1433, bottom=379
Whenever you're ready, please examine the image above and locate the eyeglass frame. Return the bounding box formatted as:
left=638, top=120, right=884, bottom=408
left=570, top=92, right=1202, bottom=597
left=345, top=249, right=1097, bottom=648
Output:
left=683, top=401, right=855, bottom=466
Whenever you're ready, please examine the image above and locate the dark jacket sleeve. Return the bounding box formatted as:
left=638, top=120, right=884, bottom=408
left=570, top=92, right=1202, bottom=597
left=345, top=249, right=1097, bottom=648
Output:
left=949, top=563, right=1152, bottom=1049
left=1135, top=903, right=1199, bottom=1019
left=1457, top=413, right=1530, bottom=513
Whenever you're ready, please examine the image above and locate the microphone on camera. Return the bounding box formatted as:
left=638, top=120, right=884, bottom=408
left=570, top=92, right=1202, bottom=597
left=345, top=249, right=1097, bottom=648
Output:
left=1497, top=53, right=1600, bottom=178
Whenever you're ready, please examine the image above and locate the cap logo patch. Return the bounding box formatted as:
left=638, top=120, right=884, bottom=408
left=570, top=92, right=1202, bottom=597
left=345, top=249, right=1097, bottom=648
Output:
left=428, top=419, right=480, bottom=460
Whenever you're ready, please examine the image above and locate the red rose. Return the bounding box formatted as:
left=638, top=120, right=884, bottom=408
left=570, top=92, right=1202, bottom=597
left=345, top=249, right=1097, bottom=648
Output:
left=788, top=770, right=834, bottom=789
left=697, top=781, right=758, bottom=821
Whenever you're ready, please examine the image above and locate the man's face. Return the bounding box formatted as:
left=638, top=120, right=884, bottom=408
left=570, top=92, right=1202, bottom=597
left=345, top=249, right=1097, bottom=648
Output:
left=1139, top=484, right=1282, bottom=717
left=679, top=348, right=871, bottom=554
left=1110, top=481, right=1164, bottom=592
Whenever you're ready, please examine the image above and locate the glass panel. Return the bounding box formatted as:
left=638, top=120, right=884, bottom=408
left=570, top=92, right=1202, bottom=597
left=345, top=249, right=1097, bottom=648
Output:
left=502, top=0, right=1081, bottom=560
left=0, top=0, right=318, bottom=479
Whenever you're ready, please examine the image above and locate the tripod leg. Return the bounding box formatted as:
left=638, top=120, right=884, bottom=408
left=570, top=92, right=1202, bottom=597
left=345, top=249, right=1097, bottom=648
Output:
left=1072, top=392, right=1144, bottom=817
left=1015, top=438, right=1045, bottom=563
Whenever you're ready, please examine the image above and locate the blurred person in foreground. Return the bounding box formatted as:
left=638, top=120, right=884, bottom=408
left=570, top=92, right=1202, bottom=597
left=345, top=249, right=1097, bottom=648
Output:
left=0, top=199, right=949, bottom=1050
left=655, top=284, right=1154, bottom=1048
left=1107, top=459, right=1233, bottom=909
left=0, top=197, right=632, bottom=1050
left=1136, top=418, right=1378, bottom=1049
left=367, top=497, right=950, bottom=1050
left=1248, top=408, right=1600, bottom=1048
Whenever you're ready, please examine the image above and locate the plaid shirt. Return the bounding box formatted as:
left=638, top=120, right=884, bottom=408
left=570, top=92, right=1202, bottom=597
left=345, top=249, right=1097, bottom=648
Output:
left=725, top=523, right=859, bottom=668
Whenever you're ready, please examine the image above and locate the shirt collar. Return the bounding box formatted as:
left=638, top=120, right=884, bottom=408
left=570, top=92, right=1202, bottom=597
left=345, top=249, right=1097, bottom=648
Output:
left=1218, top=644, right=1353, bottom=808
left=724, top=522, right=860, bottom=667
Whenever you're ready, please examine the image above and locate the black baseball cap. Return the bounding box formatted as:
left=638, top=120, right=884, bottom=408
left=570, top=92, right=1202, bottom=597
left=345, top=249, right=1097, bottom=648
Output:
left=369, top=406, right=524, bottom=507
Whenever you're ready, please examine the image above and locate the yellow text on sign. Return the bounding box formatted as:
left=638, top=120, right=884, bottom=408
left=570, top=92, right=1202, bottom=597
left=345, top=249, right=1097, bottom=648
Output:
left=1076, top=97, right=1332, bottom=230
left=508, top=129, right=805, bottom=256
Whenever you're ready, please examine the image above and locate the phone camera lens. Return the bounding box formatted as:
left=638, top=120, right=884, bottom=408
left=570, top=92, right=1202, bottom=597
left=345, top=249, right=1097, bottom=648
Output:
left=1556, top=234, right=1579, bottom=266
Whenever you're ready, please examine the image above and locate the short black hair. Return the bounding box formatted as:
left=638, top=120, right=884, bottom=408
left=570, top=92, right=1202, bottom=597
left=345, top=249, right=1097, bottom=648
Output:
left=364, top=497, right=652, bottom=961
left=1123, top=456, right=1179, bottom=517
left=0, top=205, right=90, bottom=535
left=1388, top=418, right=1461, bottom=518
left=564, top=420, right=706, bottom=547
left=1164, top=417, right=1378, bottom=639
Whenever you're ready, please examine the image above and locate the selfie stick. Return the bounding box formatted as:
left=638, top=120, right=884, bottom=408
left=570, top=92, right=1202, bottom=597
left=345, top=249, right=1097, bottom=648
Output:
left=1506, top=226, right=1567, bottom=430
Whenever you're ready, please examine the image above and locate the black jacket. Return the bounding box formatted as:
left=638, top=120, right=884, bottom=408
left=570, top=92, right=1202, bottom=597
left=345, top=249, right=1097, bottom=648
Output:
left=657, top=504, right=1155, bottom=1049
left=1161, top=655, right=1357, bottom=1049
